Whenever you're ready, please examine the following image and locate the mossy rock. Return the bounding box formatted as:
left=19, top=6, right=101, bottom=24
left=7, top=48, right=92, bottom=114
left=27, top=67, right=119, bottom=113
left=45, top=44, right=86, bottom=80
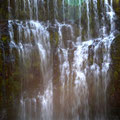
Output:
left=1, top=35, right=8, bottom=43
left=50, top=31, right=59, bottom=47
left=108, top=34, right=120, bottom=118
left=0, top=0, right=8, bottom=20
left=113, top=0, right=120, bottom=18
left=110, top=34, right=120, bottom=89
left=111, top=34, right=120, bottom=62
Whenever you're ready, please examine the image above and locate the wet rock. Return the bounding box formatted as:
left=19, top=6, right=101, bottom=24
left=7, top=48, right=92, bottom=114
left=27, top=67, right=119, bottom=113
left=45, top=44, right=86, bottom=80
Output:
left=113, top=0, right=120, bottom=31
left=108, top=34, right=120, bottom=119
left=0, top=0, right=8, bottom=20
left=113, top=0, right=120, bottom=18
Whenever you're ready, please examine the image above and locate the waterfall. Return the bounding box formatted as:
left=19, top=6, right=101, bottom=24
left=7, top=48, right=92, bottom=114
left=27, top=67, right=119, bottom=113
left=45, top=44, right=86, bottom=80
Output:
left=7, top=0, right=117, bottom=119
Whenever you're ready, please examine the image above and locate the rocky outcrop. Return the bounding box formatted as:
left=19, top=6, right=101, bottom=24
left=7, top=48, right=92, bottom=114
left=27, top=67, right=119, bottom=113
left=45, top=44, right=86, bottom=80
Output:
left=108, top=34, right=120, bottom=119
left=113, top=0, right=120, bottom=18
left=0, top=1, right=20, bottom=120
left=113, top=0, right=120, bottom=31
left=0, top=0, right=8, bottom=20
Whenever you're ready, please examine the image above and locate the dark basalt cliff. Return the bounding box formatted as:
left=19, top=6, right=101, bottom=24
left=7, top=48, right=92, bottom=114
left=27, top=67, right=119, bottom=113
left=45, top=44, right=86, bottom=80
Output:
left=108, top=35, right=120, bottom=119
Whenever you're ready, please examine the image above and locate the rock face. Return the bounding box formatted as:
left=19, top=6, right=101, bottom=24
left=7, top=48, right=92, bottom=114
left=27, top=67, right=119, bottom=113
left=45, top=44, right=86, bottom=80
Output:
left=0, top=1, right=20, bottom=120
left=113, top=0, right=120, bottom=18
left=112, top=0, right=120, bottom=32
left=0, top=0, right=8, bottom=20
left=109, top=4, right=120, bottom=117
left=108, top=34, right=120, bottom=119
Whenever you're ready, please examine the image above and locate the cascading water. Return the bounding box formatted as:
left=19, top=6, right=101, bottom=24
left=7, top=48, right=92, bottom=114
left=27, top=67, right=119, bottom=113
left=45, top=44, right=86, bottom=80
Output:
left=8, top=0, right=118, bottom=119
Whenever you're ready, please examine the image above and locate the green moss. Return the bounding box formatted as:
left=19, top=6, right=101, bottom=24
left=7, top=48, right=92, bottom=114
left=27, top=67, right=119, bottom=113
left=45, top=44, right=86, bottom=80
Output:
left=50, top=31, right=59, bottom=47
left=1, top=36, right=8, bottom=42
left=54, top=32, right=59, bottom=46
left=50, top=32, right=54, bottom=43
left=89, top=58, right=93, bottom=64
left=114, top=71, right=119, bottom=80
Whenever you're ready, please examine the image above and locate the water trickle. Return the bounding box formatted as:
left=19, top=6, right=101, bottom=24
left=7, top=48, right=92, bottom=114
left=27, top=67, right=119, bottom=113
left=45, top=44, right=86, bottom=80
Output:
left=7, top=0, right=118, bottom=119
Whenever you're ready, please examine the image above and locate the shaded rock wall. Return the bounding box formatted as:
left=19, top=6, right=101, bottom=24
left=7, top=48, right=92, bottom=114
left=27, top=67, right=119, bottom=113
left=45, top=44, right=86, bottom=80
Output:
left=108, top=2, right=120, bottom=119
left=0, top=1, right=20, bottom=120
left=108, top=35, right=120, bottom=119
left=113, top=0, right=120, bottom=31
left=0, top=0, right=8, bottom=21
left=113, top=0, right=120, bottom=18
